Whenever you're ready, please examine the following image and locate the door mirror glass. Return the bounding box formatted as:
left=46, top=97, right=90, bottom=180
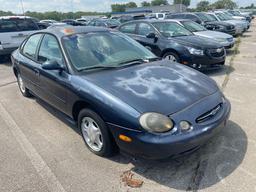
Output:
left=42, top=60, right=64, bottom=71
left=146, top=32, right=156, bottom=39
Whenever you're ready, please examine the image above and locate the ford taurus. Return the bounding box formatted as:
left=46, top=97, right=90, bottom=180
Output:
left=11, top=26, right=231, bottom=159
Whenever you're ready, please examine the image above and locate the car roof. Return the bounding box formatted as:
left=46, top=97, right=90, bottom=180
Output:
left=124, top=19, right=184, bottom=24
left=0, top=15, right=32, bottom=20
left=42, top=26, right=110, bottom=38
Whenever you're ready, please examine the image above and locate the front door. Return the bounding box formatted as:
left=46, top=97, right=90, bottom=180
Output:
left=36, top=34, right=68, bottom=113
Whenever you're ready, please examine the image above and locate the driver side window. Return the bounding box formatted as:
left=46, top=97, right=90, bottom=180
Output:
left=38, top=34, right=63, bottom=63
left=137, top=23, right=155, bottom=36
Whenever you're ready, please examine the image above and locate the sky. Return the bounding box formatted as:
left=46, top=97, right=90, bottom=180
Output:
left=0, top=0, right=254, bottom=13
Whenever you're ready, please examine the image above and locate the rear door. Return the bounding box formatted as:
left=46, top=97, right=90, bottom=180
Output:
left=18, top=33, right=43, bottom=95
left=0, top=18, right=38, bottom=50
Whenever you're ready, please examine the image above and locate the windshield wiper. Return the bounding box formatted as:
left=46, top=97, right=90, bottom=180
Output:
left=78, top=65, right=117, bottom=71
left=117, top=58, right=149, bottom=67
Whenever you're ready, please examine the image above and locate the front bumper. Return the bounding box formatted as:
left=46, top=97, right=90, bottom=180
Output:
left=108, top=93, right=231, bottom=159
left=220, top=40, right=235, bottom=49
left=180, top=52, right=226, bottom=70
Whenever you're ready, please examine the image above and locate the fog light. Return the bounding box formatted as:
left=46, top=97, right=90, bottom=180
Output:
left=180, top=121, right=191, bottom=131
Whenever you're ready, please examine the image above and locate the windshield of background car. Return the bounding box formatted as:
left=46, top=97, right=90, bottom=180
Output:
left=62, top=31, right=156, bottom=71
left=216, top=13, right=232, bottom=21
left=106, top=19, right=121, bottom=26
left=181, top=21, right=206, bottom=32
left=195, top=13, right=209, bottom=22
left=153, top=22, right=193, bottom=37
left=207, top=14, right=218, bottom=21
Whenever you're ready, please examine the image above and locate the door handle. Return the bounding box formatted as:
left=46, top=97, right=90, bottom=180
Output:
left=34, top=69, right=40, bottom=76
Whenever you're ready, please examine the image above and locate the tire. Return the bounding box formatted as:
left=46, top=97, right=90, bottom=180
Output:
left=162, top=52, right=180, bottom=63
left=78, top=108, right=117, bottom=157
left=17, top=73, right=32, bottom=97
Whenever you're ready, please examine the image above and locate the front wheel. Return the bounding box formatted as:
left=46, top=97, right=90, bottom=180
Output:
left=78, top=108, right=117, bottom=157
left=17, top=73, right=32, bottom=97
left=163, top=52, right=180, bottom=63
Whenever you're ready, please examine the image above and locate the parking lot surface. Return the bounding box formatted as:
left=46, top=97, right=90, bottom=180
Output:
left=0, top=20, right=256, bottom=192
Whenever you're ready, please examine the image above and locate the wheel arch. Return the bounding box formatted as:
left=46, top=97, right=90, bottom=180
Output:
left=161, top=48, right=180, bottom=58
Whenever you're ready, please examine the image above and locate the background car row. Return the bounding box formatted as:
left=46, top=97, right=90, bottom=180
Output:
left=0, top=10, right=254, bottom=70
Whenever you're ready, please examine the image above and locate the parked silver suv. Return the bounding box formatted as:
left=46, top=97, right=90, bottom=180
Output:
left=0, top=16, right=39, bottom=56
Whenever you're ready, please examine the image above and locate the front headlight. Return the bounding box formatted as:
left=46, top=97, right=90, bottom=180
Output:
left=218, top=25, right=225, bottom=30
left=186, top=47, right=204, bottom=56
left=139, top=113, right=174, bottom=133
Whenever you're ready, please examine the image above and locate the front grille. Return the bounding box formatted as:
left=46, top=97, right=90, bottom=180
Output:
left=196, top=104, right=222, bottom=123
left=207, top=47, right=225, bottom=58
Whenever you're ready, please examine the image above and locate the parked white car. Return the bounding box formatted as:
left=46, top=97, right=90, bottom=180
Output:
left=0, top=16, right=39, bottom=56
left=148, top=13, right=167, bottom=20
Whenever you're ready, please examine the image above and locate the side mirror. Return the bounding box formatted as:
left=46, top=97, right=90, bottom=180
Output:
left=42, top=60, right=65, bottom=71
left=146, top=32, right=156, bottom=39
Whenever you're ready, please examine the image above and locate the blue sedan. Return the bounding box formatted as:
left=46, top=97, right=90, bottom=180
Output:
left=11, top=26, right=231, bottom=159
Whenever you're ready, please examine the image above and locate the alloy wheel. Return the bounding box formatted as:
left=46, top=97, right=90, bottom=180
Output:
left=81, top=117, right=103, bottom=152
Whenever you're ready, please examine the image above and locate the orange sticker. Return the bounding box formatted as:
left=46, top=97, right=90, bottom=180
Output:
left=62, top=28, right=75, bottom=35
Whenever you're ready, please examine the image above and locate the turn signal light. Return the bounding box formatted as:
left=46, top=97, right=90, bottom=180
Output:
left=119, top=134, right=132, bottom=142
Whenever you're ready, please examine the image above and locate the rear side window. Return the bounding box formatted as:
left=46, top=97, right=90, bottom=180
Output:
left=137, top=23, right=154, bottom=36
left=119, top=23, right=136, bottom=34
left=0, top=19, right=38, bottom=33
left=158, top=14, right=164, bottom=18
left=166, top=14, right=185, bottom=19
left=0, top=20, right=19, bottom=33
left=185, top=14, right=197, bottom=20
left=15, top=19, right=38, bottom=31
left=22, top=34, right=42, bottom=59
left=38, top=34, right=63, bottom=63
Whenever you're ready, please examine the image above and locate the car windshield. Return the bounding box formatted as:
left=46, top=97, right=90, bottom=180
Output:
left=216, top=13, right=233, bottom=21
left=195, top=13, right=209, bottom=22
left=106, top=19, right=120, bottom=26
left=181, top=21, right=206, bottom=32
left=62, top=31, right=156, bottom=71
left=152, top=22, right=193, bottom=37
left=207, top=14, right=218, bottom=21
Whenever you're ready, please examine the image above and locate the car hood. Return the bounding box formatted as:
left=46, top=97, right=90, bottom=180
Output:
left=80, top=60, right=219, bottom=115
left=194, top=30, right=232, bottom=40
left=171, top=35, right=222, bottom=49
left=206, top=21, right=232, bottom=27
left=224, top=20, right=247, bottom=26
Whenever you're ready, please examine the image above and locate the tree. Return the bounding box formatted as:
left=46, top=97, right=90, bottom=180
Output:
left=141, top=1, right=151, bottom=7
left=196, top=1, right=210, bottom=11
left=126, top=2, right=137, bottom=8
left=111, top=4, right=126, bottom=12
left=173, top=0, right=191, bottom=7
left=211, top=0, right=237, bottom=9
left=151, top=0, right=168, bottom=6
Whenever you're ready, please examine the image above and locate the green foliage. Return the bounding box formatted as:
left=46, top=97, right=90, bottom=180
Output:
left=0, top=10, right=14, bottom=16
left=111, top=2, right=138, bottom=12
left=151, top=0, right=168, bottom=6
left=126, top=2, right=138, bottom=8
left=0, top=10, right=108, bottom=20
left=173, top=0, right=191, bottom=7
left=196, top=1, right=210, bottom=11
left=141, top=1, right=151, bottom=7
left=211, top=0, right=237, bottom=9
left=111, top=4, right=126, bottom=12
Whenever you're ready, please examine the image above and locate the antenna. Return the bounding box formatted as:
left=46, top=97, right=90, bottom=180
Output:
left=20, top=0, right=25, bottom=16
